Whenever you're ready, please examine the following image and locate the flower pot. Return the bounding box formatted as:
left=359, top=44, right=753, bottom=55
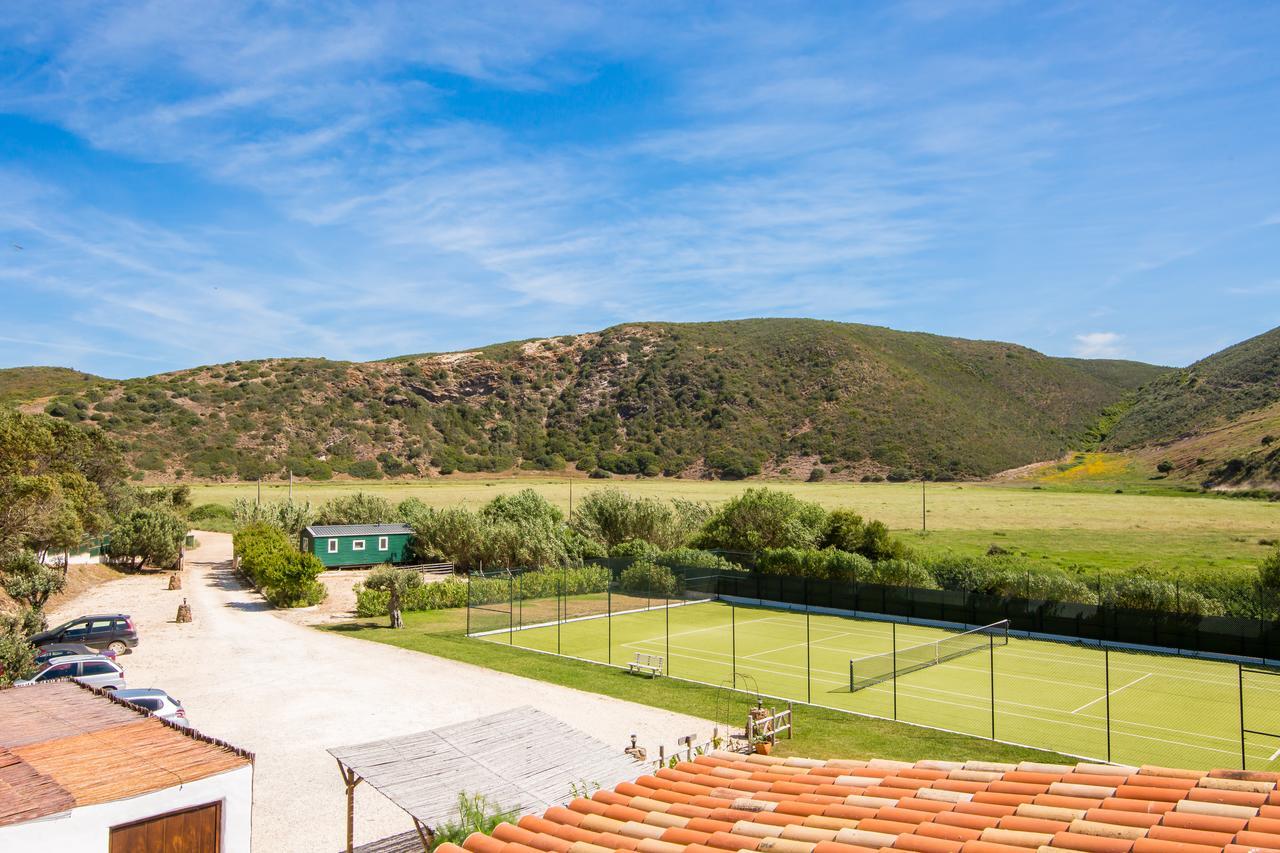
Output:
left=754, top=741, right=772, bottom=755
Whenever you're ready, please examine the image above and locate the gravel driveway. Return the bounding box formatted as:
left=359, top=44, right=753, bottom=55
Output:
left=48, top=532, right=714, bottom=852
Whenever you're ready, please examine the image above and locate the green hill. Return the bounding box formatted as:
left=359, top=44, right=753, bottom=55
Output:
left=1104, top=325, right=1280, bottom=488
left=0, top=366, right=104, bottom=407
left=18, top=319, right=1161, bottom=481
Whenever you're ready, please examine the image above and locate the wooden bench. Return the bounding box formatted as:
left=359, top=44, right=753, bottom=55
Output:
left=627, top=653, right=664, bottom=678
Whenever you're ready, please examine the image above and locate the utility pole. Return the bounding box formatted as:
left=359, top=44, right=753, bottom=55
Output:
left=921, top=478, right=927, bottom=533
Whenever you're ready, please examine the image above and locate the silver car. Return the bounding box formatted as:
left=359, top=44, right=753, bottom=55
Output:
left=114, top=688, right=190, bottom=727
left=15, top=654, right=126, bottom=691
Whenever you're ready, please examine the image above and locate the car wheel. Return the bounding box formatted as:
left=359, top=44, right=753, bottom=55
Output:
left=108, top=641, right=127, bottom=655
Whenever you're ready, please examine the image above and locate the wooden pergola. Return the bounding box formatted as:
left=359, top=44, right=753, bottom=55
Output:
left=328, top=706, right=649, bottom=853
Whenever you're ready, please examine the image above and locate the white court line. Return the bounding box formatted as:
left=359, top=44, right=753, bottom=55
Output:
left=1269, top=746, right=1280, bottom=761
left=1072, top=672, right=1153, bottom=714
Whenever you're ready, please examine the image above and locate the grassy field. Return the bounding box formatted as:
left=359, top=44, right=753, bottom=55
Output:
left=190, top=476, right=1280, bottom=576
left=326, top=605, right=1071, bottom=765
left=479, top=597, right=1280, bottom=771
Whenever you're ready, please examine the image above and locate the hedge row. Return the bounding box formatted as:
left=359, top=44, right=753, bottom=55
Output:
left=355, top=564, right=610, bottom=617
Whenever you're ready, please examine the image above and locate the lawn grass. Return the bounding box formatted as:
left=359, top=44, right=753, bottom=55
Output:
left=195, top=476, right=1280, bottom=577
left=325, top=607, right=1073, bottom=765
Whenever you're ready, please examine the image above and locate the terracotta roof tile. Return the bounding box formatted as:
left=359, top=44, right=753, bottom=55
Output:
left=450, top=755, right=1280, bottom=853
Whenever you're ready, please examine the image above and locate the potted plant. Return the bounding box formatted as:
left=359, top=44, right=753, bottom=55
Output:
left=753, top=735, right=772, bottom=756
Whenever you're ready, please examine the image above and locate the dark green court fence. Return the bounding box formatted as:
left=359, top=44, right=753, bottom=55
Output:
left=466, top=564, right=1280, bottom=769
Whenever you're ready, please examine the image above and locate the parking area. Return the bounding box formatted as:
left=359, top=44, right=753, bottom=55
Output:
left=47, top=532, right=714, bottom=852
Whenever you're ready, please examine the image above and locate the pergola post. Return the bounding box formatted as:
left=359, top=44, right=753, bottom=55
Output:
left=413, top=817, right=436, bottom=851
left=337, top=758, right=362, bottom=853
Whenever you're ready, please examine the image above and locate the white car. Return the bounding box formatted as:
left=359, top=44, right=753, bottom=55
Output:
left=114, top=688, right=190, bottom=727
left=15, top=654, right=126, bottom=691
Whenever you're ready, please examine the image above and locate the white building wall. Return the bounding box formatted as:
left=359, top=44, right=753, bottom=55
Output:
left=0, top=763, right=252, bottom=852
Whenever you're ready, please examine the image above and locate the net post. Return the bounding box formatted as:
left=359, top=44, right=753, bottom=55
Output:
left=892, top=621, right=898, bottom=721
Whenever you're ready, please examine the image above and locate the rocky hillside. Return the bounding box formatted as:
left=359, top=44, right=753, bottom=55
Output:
left=17, top=319, right=1166, bottom=482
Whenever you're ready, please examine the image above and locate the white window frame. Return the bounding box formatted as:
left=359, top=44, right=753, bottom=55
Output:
left=327, top=538, right=338, bottom=554
left=352, top=539, right=366, bottom=551
left=378, top=536, right=389, bottom=551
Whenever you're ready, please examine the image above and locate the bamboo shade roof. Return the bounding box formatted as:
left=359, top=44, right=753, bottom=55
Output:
left=0, top=681, right=252, bottom=827
left=328, top=706, right=646, bottom=829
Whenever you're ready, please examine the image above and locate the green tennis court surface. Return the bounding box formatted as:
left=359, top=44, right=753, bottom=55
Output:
left=477, top=598, right=1280, bottom=770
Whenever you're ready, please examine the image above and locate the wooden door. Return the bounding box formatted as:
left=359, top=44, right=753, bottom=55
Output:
left=109, top=800, right=222, bottom=852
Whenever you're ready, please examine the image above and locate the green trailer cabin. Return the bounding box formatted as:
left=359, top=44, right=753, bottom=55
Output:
left=300, top=523, right=414, bottom=568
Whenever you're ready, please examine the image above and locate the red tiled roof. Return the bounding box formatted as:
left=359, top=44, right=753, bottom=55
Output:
left=433, top=754, right=1280, bottom=853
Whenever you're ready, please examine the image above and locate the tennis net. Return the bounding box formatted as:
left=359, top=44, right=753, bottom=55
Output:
left=849, top=620, right=1009, bottom=691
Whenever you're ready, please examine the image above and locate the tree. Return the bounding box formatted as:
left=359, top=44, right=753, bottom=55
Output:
left=106, top=507, right=187, bottom=570
left=0, top=614, right=38, bottom=687
left=364, top=565, right=423, bottom=628
left=1, top=551, right=66, bottom=630
left=315, top=492, right=395, bottom=525
left=1260, top=546, right=1280, bottom=615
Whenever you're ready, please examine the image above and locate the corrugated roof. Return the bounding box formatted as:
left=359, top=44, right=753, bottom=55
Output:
left=303, top=523, right=415, bottom=537
left=330, top=706, right=646, bottom=828
left=0, top=681, right=253, bottom=827
left=432, top=752, right=1280, bottom=853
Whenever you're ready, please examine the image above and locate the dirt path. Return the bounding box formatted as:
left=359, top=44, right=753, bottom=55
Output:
left=48, top=532, right=714, bottom=852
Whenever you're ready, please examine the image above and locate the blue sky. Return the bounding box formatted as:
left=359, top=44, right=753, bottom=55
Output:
left=1, top=1, right=1278, bottom=378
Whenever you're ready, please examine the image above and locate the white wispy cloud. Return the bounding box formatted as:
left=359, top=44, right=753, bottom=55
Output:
left=1073, top=332, right=1126, bottom=358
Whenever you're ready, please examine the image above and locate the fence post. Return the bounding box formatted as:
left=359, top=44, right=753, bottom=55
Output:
left=557, top=565, right=562, bottom=656
left=466, top=572, right=471, bottom=636
left=806, top=577, right=812, bottom=705
left=665, top=583, right=670, bottom=675
left=1240, top=664, right=1247, bottom=770
left=989, top=633, right=995, bottom=740
left=892, top=621, right=898, bottom=721
left=731, top=601, right=737, bottom=685
left=508, top=571, right=513, bottom=645
left=1105, top=645, right=1111, bottom=763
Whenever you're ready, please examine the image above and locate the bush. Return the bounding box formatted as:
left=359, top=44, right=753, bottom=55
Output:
left=695, top=488, right=826, bottom=551
left=757, top=547, right=830, bottom=579
left=106, top=507, right=186, bottom=570
left=1101, top=573, right=1224, bottom=616
left=608, top=540, right=662, bottom=563
left=189, top=503, right=233, bottom=522
left=347, top=460, right=382, bottom=479
left=807, top=468, right=826, bottom=482
left=231, top=499, right=314, bottom=535
left=1157, top=460, right=1174, bottom=474
left=865, top=559, right=937, bottom=589
left=618, top=561, right=681, bottom=596
left=654, top=548, right=739, bottom=573
left=233, top=523, right=327, bottom=608
left=0, top=614, right=38, bottom=686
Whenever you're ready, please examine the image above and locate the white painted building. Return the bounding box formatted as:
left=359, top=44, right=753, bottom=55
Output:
left=0, top=680, right=253, bottom=852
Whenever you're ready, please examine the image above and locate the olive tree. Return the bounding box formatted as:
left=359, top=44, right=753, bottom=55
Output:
left=364, top=565, right=423, bottom=628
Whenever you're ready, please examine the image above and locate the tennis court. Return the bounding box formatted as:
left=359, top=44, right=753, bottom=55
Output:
left=477, top=597, right=1280, bottom=770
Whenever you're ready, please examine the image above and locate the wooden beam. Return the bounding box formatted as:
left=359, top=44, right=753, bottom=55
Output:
left=337, top=758, right=362, bottom=853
